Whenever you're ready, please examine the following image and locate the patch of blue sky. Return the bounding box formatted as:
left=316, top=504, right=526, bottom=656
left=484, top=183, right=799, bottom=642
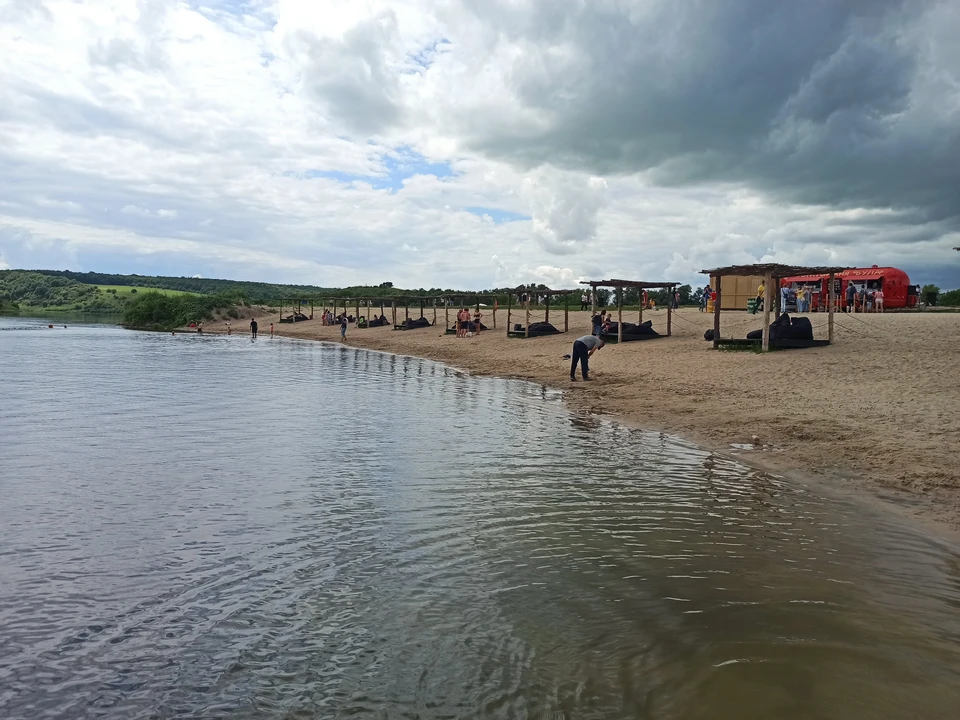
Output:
left=302, top=148, right=456, bottom=193
left=402, top=38, right=452, bottom=74
left=188, top=0, right=277, bottom=30
left=465, top=207, right=532, bottom=224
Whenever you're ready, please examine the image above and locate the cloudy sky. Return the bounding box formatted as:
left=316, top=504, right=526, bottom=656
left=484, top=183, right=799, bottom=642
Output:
left=2, top=0, right=959, bottom=290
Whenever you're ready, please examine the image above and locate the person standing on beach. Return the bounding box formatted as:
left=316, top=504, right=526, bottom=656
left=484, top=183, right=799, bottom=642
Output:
left=570, top=334, right=604, bottom=381
left=846, top=282, right=856, bottom=313
left=875, top=288, right=884, bottom=313
left=591, top=312, right=603, bottom=336
left=580, top=292, right=589, bottom=311
left=340, top=314, right=348, bottom=341
left=270, top=322, right=274, bottom=336
left=250, top=319, right=258, bottom=338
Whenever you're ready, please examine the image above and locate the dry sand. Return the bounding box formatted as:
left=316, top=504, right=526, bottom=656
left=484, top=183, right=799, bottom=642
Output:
left=204, top=307, right=960, bottom=539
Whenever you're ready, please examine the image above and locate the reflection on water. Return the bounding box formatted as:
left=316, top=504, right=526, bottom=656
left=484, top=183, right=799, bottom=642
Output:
left=1, top=317, right=959, bottom=720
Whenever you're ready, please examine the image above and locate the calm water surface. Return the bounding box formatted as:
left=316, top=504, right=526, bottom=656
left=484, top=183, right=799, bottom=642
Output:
left=1, top=317, right=959, bottom=719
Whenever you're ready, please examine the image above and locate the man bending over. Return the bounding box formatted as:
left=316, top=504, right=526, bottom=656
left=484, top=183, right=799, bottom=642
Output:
left=570, top=334, right=604, bottom=381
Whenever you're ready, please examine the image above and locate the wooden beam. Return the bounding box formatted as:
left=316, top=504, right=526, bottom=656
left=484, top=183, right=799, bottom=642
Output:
left=432, top=300, right=437, bottom=326
left=713, top=277, right=721, bottom=349
left=507, top=294, right=512, bottom=334
left=762, top=271, right=773, bottom=352
left=564, top=294, right=568, bottom=332
left=525, top=304, right=530, bottom=338
left=666, top=295, right=672, bottom=337
left=545, top=293, right=551, bottom=324
left=445, top=302, right=449, bottom=330
left=391, top=299, right=397, bottom=327
left=828, top=271, right=836, bottom=343
left=617, top=284, right=623, bottom=344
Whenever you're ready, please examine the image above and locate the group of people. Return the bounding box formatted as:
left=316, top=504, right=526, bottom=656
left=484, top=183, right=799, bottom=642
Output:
left=591, top=311, right=613, bottom=336
left=752, top=282, right=886, bottom=314
left=455, top=307, right=483, bottom=338
left=845, top=284, right=884, bottom=313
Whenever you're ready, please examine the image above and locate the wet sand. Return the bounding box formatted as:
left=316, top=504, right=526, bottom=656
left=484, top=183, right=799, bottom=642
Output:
left=207, top=307, right=960, bottom=537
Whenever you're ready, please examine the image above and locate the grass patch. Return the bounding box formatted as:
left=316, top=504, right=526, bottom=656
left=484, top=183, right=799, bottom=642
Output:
left=86, top=284, right=197, bottom=297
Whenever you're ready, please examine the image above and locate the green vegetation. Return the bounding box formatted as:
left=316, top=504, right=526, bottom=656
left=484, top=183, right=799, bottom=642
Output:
left=91, top=284, right=195, bottom=298
left=122, top=291, right=241, bottom=330
left=0, top=270, right=122, bottom=312
left=0, top=272, right=204, bottom=314
left=940, top=289, right=960, bottom=306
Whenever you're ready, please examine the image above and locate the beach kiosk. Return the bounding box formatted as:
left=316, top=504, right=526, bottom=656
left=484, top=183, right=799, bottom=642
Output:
left=701, top=263, right=849, bottom=352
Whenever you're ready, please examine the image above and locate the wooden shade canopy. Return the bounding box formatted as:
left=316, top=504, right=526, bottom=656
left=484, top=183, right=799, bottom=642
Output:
left=700, top=263, right=850, bottom=352
left=506, top=286, right=575, bottom=338
left=580, top=279, right=679, bottom=343
left=441, top=294, right=499, bottom=332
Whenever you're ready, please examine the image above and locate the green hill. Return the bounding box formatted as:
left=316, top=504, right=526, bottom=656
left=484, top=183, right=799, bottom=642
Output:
left=0, top=270, right=123, bottom=312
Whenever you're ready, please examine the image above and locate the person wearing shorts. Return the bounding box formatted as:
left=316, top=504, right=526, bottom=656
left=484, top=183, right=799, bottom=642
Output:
left=875, top=289, right=884, bottom=312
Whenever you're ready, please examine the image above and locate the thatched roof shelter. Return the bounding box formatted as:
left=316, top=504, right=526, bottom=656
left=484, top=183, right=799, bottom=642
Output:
left=506, top=286, right=576, bottom=338
left=580, top=279, right=679, bottom=343
left=700, top=263, right=850, bottom=352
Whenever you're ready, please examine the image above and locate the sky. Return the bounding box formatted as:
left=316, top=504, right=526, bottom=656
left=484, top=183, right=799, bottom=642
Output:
left=1, top=0, right=959, bottom=290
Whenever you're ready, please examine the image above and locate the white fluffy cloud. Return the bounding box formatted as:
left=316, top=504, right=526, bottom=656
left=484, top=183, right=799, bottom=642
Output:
left=0, top=0, right=958, bottom=289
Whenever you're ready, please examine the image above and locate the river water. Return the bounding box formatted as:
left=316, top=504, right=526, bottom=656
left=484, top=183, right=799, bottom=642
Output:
left=1, top=316, right=959, bottom=720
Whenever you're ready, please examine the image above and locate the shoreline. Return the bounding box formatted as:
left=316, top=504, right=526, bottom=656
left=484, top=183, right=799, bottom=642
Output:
left=199, top=307, right=960, bottom=544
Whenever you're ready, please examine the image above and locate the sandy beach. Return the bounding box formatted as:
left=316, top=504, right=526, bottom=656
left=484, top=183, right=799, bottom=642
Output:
left=210, top=307, right=960, bottom=537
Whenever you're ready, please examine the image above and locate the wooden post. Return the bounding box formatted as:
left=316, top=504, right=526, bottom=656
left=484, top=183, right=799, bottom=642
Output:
left=828, top=271, right=836, bottom=343
left=405, top=302, right=409, bottom=322
left=564, top=294, right=569, bottom=332
left=774, top=277, right=782, bottom=319
left=507, top=295, right=512, bottom=335
left=713, top=277, right=722, bottom=349
left=355, top=299, right=360, bottom=322
left=617, top=284, right=623, bottom=344
left=762, top=271, right=773, bottom=352
left=525, top=304, right=530, bottom=338
left=432, top=299, right=437, bottom=326
left=391, top=299, right=397, bottom=327
left=545, top=293, right=551, bottom=324
left=445, top=301, right=449, bottom=331
left=493, top=303, right=497, bottom=330
left=666, top=286, right=673, bottom=337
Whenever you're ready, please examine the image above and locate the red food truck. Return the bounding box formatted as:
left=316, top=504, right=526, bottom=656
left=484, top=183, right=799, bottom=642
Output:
left=780, top=266, right=918, bottom=311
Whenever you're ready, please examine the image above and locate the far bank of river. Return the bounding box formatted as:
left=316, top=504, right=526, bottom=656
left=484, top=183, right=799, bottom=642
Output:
left=217, top=307, right=960, bottom=543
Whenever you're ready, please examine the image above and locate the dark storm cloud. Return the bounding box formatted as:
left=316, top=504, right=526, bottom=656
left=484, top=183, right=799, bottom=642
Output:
left=456, top=0, right=960, bottom=224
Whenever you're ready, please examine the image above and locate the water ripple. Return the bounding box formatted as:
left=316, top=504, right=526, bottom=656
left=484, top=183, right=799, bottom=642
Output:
left=1, top=317, right=960, bottom=719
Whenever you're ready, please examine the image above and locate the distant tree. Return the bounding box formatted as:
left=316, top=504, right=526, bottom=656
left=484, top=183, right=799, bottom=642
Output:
left=379, top=281, right=393, bottom=288
left=939, top=288, right=960, bottom=306
left=922, top=284, right=940, bottom=295
left=130, top=288, right=137, bottom=293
